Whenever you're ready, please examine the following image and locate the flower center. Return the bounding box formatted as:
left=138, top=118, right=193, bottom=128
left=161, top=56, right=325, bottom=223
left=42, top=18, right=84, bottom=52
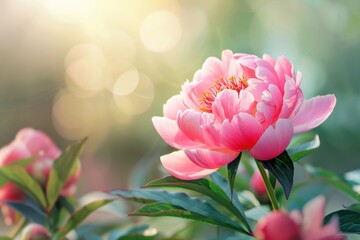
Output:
left=199, top=75, right=248, bottom=112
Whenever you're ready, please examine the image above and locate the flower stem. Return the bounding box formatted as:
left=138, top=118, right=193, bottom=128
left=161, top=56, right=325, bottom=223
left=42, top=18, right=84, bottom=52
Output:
left=255, top=160, right=279, bottom=210
left=8, top=217, right=27, bottom=238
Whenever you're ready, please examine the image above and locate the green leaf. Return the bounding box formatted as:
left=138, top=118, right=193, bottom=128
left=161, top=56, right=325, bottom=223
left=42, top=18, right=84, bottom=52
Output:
left=76, top=223, right=122, bottom=239
left=287, top=133, right=320, bottom=161
left=60, top=199, right=114, bottom=236
left=144, top=176, right=229, bottom=201
left=324, top=210, right=360, bottom=234
left=109, top=189, right=250, bottom=235
left=144, top=175, right=250, bottom=233
left=108, top=225, right=152, bottom=240
left=8, top=157, right=35, bottom=167
left=58, top=196, right=75, bottom=213
left=227, top=153, right=241, bottom=200
left=304, top=164, right=360, bottom=201
left=210, top=172, right=246, bottom=216
left=346, top=204, right=360, bottom=213
left=131, top=202, right=246, bottom=232
left=245, top=206, right=270, bottom=222
left=259, top=151, right=294, bottom=199
left=46, top=138, right=86, bottom=209
left=0, top=165, right=47, bottom=208
left=0, top=237, right=12, bottom=240
left=4, top=200, right=46, bottom=225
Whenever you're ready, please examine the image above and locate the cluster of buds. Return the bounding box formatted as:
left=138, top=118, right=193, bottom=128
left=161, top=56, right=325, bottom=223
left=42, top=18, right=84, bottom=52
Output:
left=0, top=128, right=80, bottom=225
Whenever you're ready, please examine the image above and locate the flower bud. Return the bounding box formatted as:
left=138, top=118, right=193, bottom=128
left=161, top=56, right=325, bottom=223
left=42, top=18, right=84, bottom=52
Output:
left=0, top=128, right=81, bottom=225
left=21, top=224, right=50, bottom=240
left=255, top=211, right=301, bottom=240
left=0, top=183, right=25, bottom=225
left=250, top=171, right=268, bottom=201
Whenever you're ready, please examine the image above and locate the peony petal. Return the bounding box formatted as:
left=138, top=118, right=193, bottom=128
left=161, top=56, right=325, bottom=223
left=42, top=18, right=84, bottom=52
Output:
left=221, top=113, right=264, bottom=151
left=250, top=119, right=293, bottom=160
left=15, top=128, right=60, bottom=158
left=246, top=78, right=269, bottom=102
left=255, top=59, right=279, bottom=86
left=257, top=102, right=276, bottom=124
left=181, top=80, right=209, bottom=110
left=263, top=54, right=276, bottom=67
left=291, top=95, right=336, bottom=134
left=277, top=56, right=294, bottom=77
left=160, top=150, right=218, bottom=180
left=237, top=55, right=258, bottom=70
left=302, top=196, right=326, bottom=237
left=279, top=77, right=299, bottom=118
left=313, top=217, right=344, bottom=240
left=163, top=95, right=187, bottom=120
left=152, top=117, right=203, bottom=149
left=201, top=116, right=222, bottom=148
left=212, top=90, right=240, bottom=122
left=0, top=143, right=31, bottom=166
left=201, top=56, right=225, bottom=82
left=177, top=110, right=203, bottom=142
left=184, top=148, right=238, bottom=169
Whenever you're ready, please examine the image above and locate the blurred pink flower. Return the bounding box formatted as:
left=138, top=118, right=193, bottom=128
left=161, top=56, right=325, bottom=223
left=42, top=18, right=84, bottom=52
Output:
left=21, top=223, right=50, bottom=240
left=255, top=211, right=301, bottom=240
left=250, top=171, right=268, bottom=201
left=255, top=196, right=345, bottom=240
left=0, top=128, right=81, bottom=225
left=153, top=50, right=336, bottom=180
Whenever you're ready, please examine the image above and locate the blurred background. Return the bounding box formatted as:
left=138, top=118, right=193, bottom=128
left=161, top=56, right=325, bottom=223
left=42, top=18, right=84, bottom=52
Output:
left=0, top=0, right=359, bottom=201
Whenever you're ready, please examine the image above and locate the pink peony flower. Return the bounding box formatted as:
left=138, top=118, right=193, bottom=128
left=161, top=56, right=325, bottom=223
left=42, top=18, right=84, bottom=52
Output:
left=250, top=171, right=268, bottom=201
left=153, top=50, right=336, bottom=180
left=255, top=196, right=345, bottom=240
left=0, top=128, right=81, bottom=224
left=255, top=211, right=301, bottom=240
left=21, top=223, right=50, bottom=240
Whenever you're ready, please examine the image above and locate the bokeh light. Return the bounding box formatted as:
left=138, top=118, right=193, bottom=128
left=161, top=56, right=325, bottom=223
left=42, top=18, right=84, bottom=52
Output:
left=46, top=0, right=94, bottom=24
left=111, top=67, right=139, bottom=96
left=113, top=72, right=155, bottom=116
left=65, top=44, right=107, bottom=97
left=140, top=11, right=182, bottom=52
left=52, top=90, right=95, bottom=140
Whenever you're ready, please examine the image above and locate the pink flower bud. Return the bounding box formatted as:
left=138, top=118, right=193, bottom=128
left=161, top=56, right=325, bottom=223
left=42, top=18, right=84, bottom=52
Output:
left=255, top=196, right=345, bottom=240
left=250, top=171, right=268, bottom=201
left=0, top=128, right=81, bottom=225
left=21, top=224, right=50, bottom=240
left=255, top=211, right=301, bottom=240
left=0, top=183, right=25, bottom=225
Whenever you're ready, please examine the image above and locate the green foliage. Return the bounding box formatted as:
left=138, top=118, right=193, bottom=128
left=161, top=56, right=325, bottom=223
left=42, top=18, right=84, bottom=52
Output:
left=259, top=151, right=294, bottom=199
left=210, top=172, right=246, bottom=217
left=304, top=164, right=360, bottom=202
left=0, top=165, right=47, bottom=208
left=4, top=200, right=46, bottom=225
left=287, top=132, right=320, bottom=161
left=46, top=138, right=86, bottom=209
left=132, top=202, right=245, bottom=232
left=324, top=209, right=360, bottom=234
left=144, top=175, right=250, bottom=233
left=109, top=189, right=251, bottom=235
left=227, top=153, right=241, bottom=200
left=58, top=199, right=114, bottom=238
left=108, top=225, right=157, bottom=240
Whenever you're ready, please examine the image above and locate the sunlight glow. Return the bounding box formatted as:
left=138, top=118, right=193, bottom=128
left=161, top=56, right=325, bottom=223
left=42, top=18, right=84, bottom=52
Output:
left=140, top=11, right=182, bottom=52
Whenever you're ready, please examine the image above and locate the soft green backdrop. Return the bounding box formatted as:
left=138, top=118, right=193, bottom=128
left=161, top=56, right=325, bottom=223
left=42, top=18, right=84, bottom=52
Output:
left=0, top=0, right=359, bottom=198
